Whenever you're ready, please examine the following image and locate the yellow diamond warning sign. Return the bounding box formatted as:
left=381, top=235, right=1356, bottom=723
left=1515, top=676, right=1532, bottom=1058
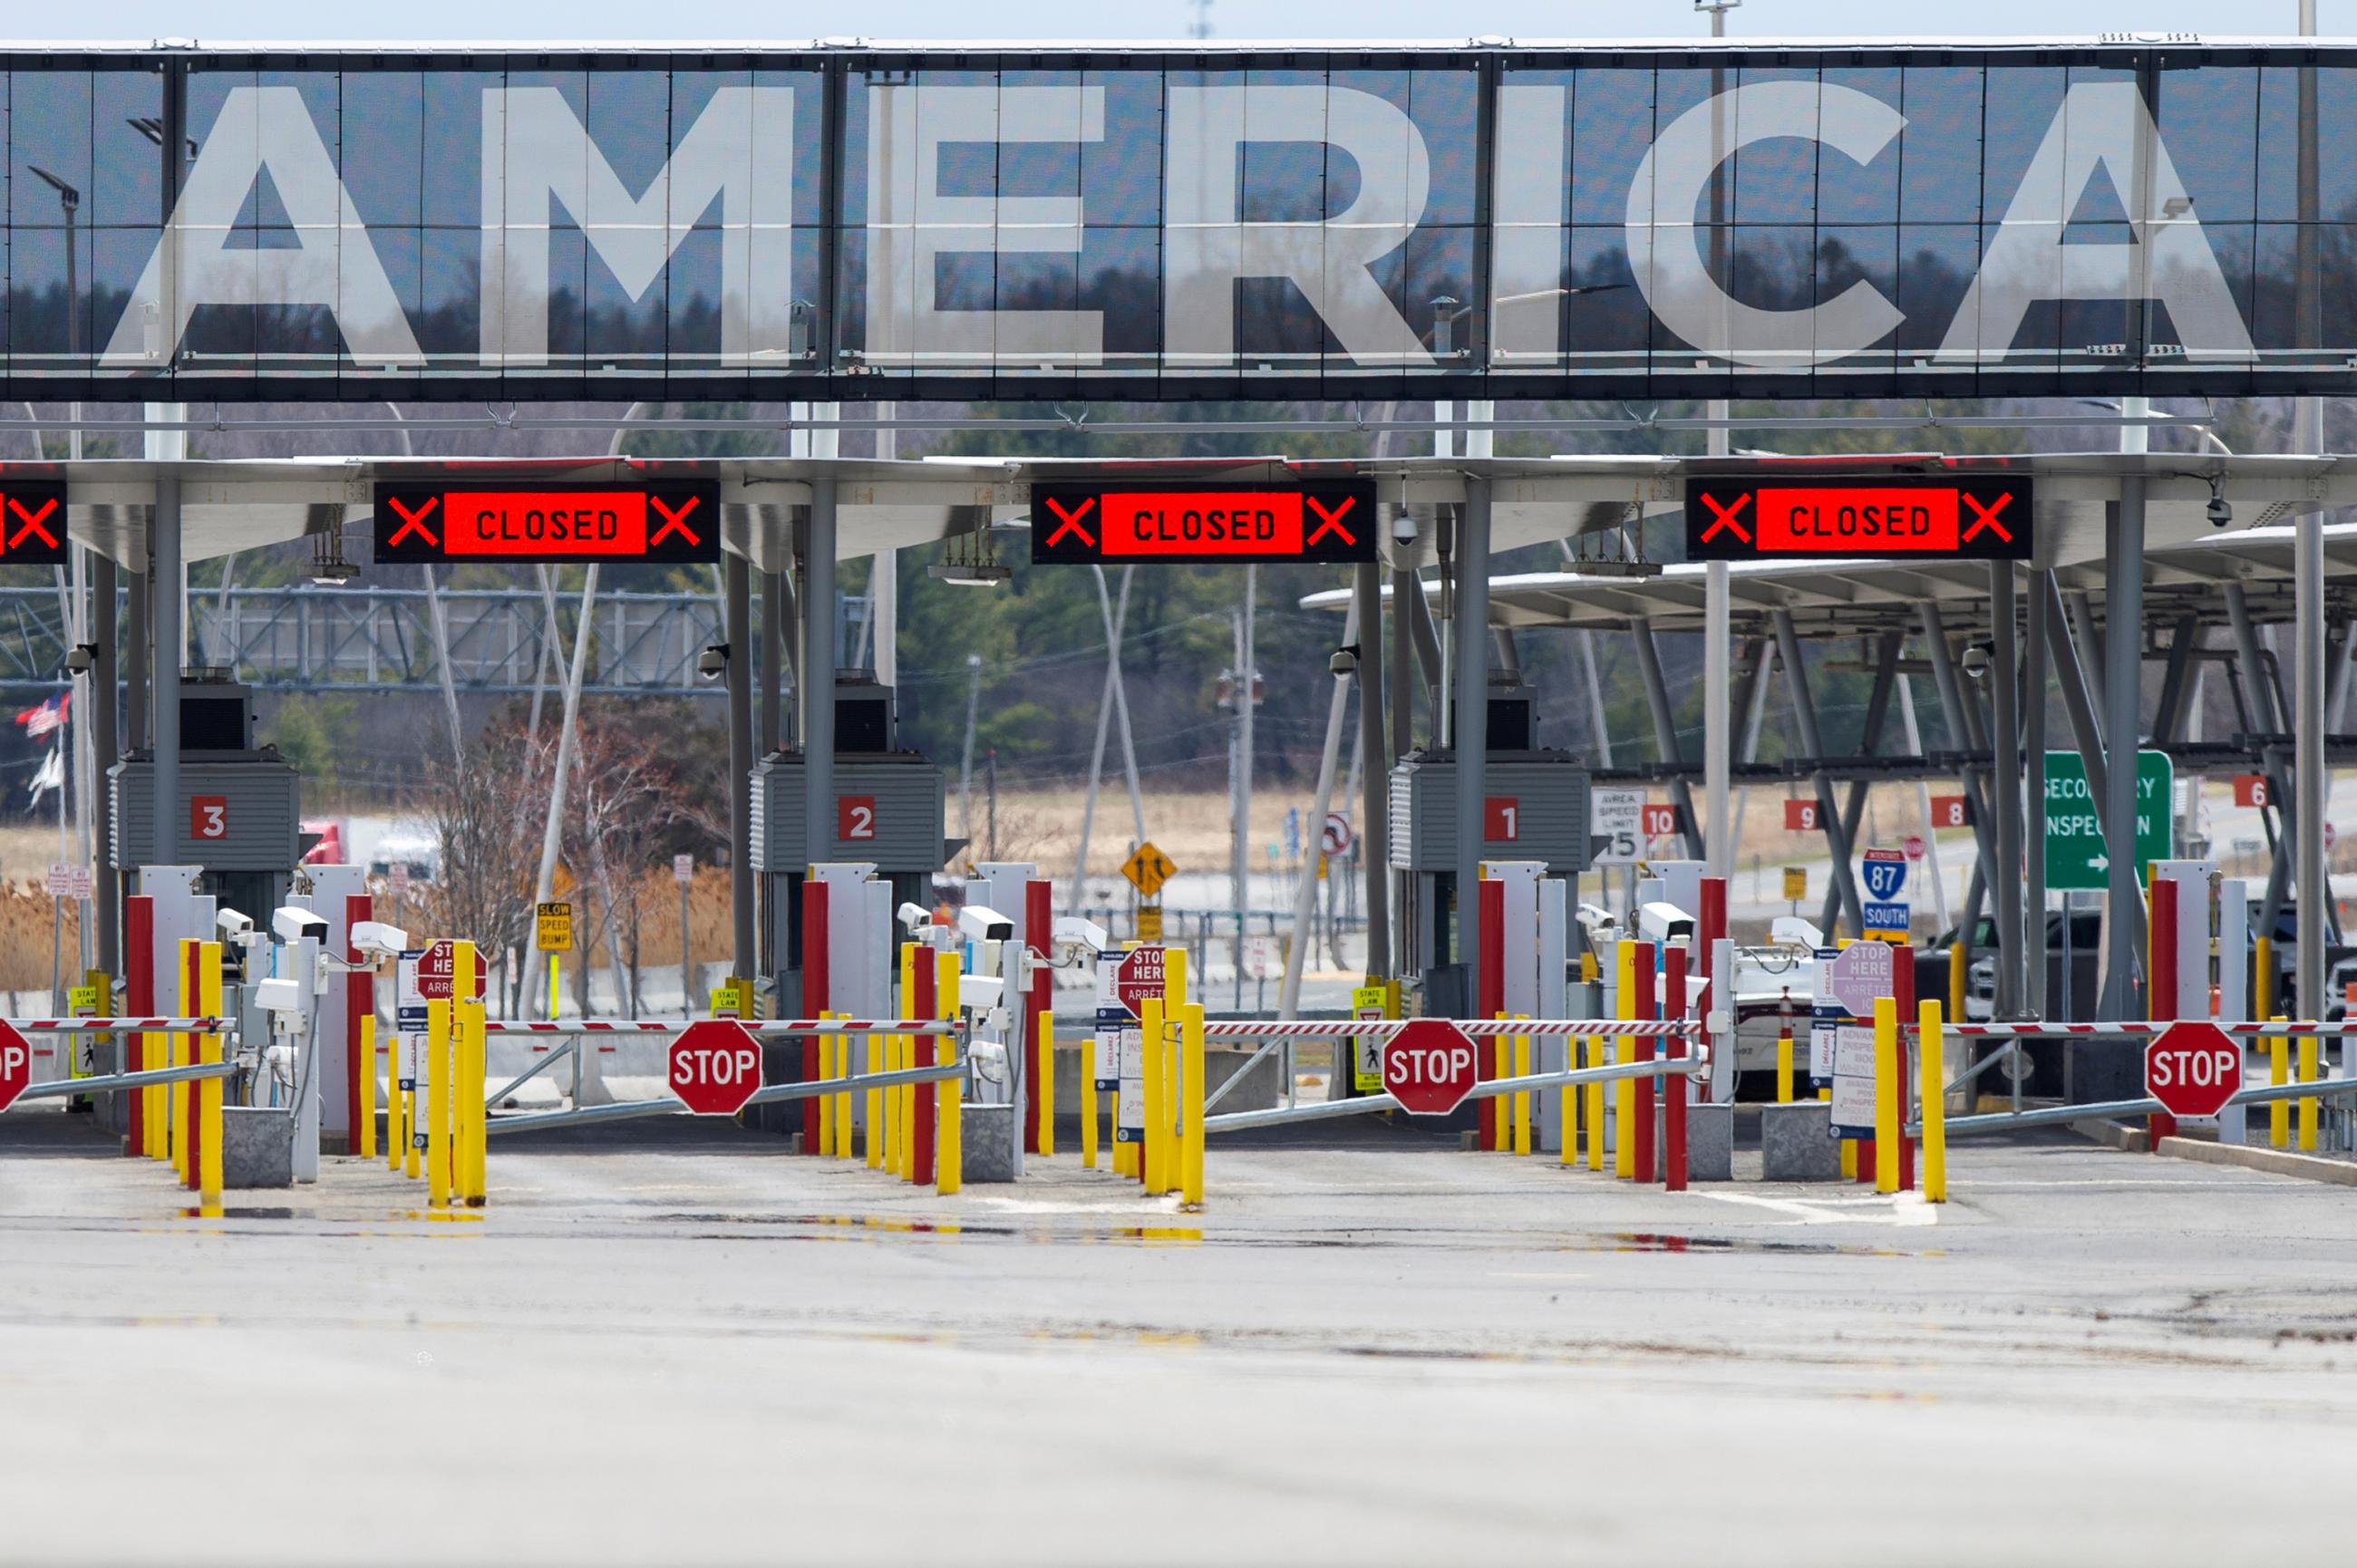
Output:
left=1121, top=841, right=1178, bottom=899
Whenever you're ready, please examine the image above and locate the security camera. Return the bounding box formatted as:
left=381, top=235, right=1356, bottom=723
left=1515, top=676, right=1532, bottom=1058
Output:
left=1052, top=915, right=1111, bottom=955
left=1636, top=901, right=1695, bottom=945
left=2206, top=478, right=2232, bottom=528
left=697, top=644, right=729, bottom=681
left=1770, top=915, right=1826, bottom=950
left=251, top=977, right=304, bottom=1019
left=897, top=901, right=932, bottom=934
left=350, top=920, right=410, bottom=961
left=216, top=907, right=254, bottom=938
left=957, top=904, right=1015, bottom=944
left=63, top=643, right=96, bottom=675
left=1328, top=644, right=1360, bottom=677
left=1960, top=644, right=1992, bottom=683
left=272, top=906, right=330, bottom=944
left=1391, top=508, right=1418, bottom=545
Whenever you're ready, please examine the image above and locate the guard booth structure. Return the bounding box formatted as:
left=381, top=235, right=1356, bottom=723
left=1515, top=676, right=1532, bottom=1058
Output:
left=1389, top=685, right=1592, bottom=1013
left=108, top=674, right=303, bottom=920
left=751, top=676, right=946, bottom=1018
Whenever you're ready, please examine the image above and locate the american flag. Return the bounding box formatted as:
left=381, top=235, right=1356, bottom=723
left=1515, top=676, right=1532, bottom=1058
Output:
left=15, top=692, right=67, bottom=739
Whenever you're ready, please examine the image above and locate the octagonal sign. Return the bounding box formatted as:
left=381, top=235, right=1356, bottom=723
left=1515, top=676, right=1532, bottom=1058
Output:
left=0, top=1021, right=29, bottom=1112
left=669, top=1020, right=764, bottom=1117
left=1382, top=1019, right=1479, bottom=1116
left=2144, top=1021, right=2242, bottom=1120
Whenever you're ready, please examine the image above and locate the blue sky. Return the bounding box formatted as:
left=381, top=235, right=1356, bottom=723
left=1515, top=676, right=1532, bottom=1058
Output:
left=8, top=1, right=2347, bottom=43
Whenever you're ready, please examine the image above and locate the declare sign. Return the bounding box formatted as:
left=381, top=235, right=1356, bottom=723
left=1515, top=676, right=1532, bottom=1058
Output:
left=1686, top=476, right=2032, bottom=562
left=374, top=479, right=721, bottom=565
left=1032, top=481, right=1378, bottom=566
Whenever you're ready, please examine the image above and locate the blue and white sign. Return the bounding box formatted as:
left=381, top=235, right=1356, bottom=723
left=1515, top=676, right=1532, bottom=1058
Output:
left=1860, top=847, right=1908, bottom=904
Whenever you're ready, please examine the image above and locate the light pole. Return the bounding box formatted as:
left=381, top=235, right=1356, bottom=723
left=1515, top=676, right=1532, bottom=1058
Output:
left=1698, top=3, right=1739, bottom=881
left=26, top=167, right=78, bottom=362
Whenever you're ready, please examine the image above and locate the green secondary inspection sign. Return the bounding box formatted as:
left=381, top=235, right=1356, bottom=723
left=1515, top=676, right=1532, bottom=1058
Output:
left=2043, top=750, right=2173, bottom=891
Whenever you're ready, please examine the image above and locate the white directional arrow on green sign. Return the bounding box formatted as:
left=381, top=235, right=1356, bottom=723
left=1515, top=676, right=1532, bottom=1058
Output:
left=2043, top=750, right=2172, bottom=892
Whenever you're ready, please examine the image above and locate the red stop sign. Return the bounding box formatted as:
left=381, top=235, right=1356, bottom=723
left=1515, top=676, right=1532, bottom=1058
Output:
left=0, top=1021, right=29, bottom=1112
left=1382, top=1019, right=1479, bottom=1116
left=669, top=1020, right=764, bottom=1116
left=2144, top=1021, right=2243, bottom=1120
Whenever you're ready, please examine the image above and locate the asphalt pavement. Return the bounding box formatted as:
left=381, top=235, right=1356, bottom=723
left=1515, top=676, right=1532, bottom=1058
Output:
left=3, top=1105, right=2352, bottom=1564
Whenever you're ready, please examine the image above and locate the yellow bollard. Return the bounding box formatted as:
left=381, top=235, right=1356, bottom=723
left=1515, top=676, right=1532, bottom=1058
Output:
left=1947, top=944, right=1965, bottom=1023
left=935, top=952, right=962, bottom=1195
left=172, top=938, right=196, bottom=1182
left=1166, top=946, right=1188, bottom=1012
left=1037, top=1011, right=1057, bottom=1158
left=141, top=1022, right=166, bottom=1160
left=386, top=1013, right=406, bottom=1172
left=1512, top=1030, right=1531, bottom=1156
left=1614, top=940, right=1637, bottom=1180
left=426, top=993, right=451, bottom=1208
left=1775, top=1024, right=1795, bottom=1105
left=866, top=1029, right=885, bottom=1169
left=1873, top=997, right=1899, bottom=1195
left=456, top=942, right=485, bottom=1207
left=1182, top=1003, right=1207, bottom=1208
left=2270, top=1027, right=2291, bottom=1148
left=1142, top=995, right=1168, bottom=1195
left=1585, top=1040, right=1605, bottom=1171
left=1559, top=1033, right=1578, bottom=1166
left=358, top=1011, right=377, bottom=1162
left=2255, top=939, right=2274, bottom=1020
left=1920, top=1000, right=1947, bottom=1204
left=1832, top=1083, right=1854, bottom=1177
left=1082, top=1038, right=1101, bottom=1169
left=834, top=1018, right=856, bottom=1161
left=817, top=1031, right=834, bottom=1156
left=198, top=942, right=224, bottom=1208
left=2299, top=1036, right=2321, bottom=1152
left=1491, top=1031, right=1510, bottom=1152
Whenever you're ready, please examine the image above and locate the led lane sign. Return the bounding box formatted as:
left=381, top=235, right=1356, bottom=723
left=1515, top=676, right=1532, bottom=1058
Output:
left=1031, top=481, right=1378, bottom=566
left=0, top=479, right=67, bottom=566
left=373, top=479, right=721, bottom=566
left=1685, top=476, right=2033, bottom=563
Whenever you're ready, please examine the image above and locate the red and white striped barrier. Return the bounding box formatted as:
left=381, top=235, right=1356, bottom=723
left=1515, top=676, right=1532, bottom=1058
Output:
left=1202, top=1018, right=1704, bottom=1040
left=4, top=1017, right=226, bottom=1032
left=482, top=1017, right=959, bottom=1037
left=1928, top=1020, right=2357, bottom=1039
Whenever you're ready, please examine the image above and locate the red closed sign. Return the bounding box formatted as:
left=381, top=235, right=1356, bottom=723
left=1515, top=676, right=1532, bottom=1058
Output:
left=669, top=1020, right=764, bottom=1116
left=1381, top=1019, right=1479, bottom=1116
left=1483, top=797, right=1520, bottom=842
left=1785, top=799, right=1819, bottom=832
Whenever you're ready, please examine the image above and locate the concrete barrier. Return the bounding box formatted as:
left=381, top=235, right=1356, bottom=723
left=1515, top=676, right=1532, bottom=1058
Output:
left=1760, top=1100, right=1844, bottom=1181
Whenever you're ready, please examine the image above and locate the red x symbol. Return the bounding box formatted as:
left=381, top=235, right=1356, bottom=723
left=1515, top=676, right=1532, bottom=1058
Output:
left=1962, top=492, right=2013, bottom=545
left=1700, top=492, right=1752, bottom=545
left=385, top=494, right=440, bottom=548
left=649, top=493, right=702, bottom=548
left=5, top=497, right=59, bottom=552
left=1305, top=493, right=1357, bottom=548
left=1043, top=495, right=1097, bottom=550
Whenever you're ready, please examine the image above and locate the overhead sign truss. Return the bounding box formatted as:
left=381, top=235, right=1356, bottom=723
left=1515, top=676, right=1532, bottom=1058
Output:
left=1685, top=476, right=2034, bottom=563
left=373, top=479, right=721, bottom=566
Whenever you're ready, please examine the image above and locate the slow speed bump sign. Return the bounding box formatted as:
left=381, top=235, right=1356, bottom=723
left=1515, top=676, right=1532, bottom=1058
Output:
left=536, top=901, right=574, bottom=952
left=2145, top=1021, right=2242, bottom=1120
left=1381, top=1019, right=1479, bottom=1116
left=0, top=1021, right=30, bottom=1111
left=669, top=1020, right=763, bottom=1116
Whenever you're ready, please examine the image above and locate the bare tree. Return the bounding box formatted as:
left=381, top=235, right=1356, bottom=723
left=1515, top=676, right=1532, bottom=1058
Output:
left=562, top=720, right=686, bottom=1018
left=418, top=724, right=545, bottom=1005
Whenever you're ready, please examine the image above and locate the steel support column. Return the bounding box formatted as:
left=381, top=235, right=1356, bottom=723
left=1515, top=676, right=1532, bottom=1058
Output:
left=2152, top=613, right=2201, bottom=744
left=2297, top=514, right=2328, bottom=1021
left=1819, top=633, right=1900, bottom=937
left=1773, top=611, right=1864, bottom=936
left=724, top=554, right=756, bottom=982
left=2025, top=569, right=2049, bottom=1018
left=151, top=471, right=181, bottom=876
left=1390, top=566, right=1418, bottom=756
left=760, top=571, right=783, bottom=755
left=2227, top=582, right=2298, bottom=943
left=1452, top=479, right=1491, bottom=988
left=1634, top=621, right=1704, bottom=861
left=1705, top=560, right=1731, bottom=878
left=92, top=553, right=119, bottom=977
left=2100, top=481, right=2147, bottom=1018
left=1919, top=605, right=2002, bottom=902
left=1989, top=563, right=2025, bottom=1019
left=1355, top=561, right=1392, bottom=979
left=803, top=478, right=839, bottom=895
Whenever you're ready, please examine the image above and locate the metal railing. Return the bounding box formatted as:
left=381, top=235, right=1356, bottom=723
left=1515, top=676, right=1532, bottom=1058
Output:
left=1203, top=1051, right=1704, bottom=1135
left=486, top=1057, right=965, bottom=1137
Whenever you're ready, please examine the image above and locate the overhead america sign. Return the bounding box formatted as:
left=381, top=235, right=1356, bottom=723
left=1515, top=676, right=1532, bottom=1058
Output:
left=0, top=45, right=2334, bottom=401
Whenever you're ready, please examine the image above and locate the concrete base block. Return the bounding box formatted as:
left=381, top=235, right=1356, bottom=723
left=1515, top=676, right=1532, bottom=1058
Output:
left=221, top=1107, right=294, bottom=1189
left=961, top=1102, right=1020, bottom=1184
left=1657, top=1101, right=1735, bottom=1182
left=1760, top=1100, right=1845, bottom=1181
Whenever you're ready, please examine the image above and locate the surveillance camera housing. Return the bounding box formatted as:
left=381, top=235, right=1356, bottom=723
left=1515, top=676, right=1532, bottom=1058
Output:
left=1960, top=644, right=1992, bottom=682
left=216, top=907, right=254, bottom=938
left=696, top=644, right=729, bottom=681
left=2207, top=495, right=2233, bottom=528
left=251, top=977, right=304, bottom=1018
left=271, top=906, right=331, bottom=945
left=957, top=904, right=1015, bottom=944
left=1636, top=901, right=1695, bottom=946
left=897, top=901, right=932, bottom=934
left=63, top=643, right=95, bottom=675
left=1328, top=646, right=1358, bottom=677
left=1052, top=915, right=1111, bottom=955
left=350, top=920, right=410, bottom=960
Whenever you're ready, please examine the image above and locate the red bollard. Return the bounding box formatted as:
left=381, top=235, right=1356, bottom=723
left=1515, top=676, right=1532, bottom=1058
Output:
left=2148, top=878, right=2179, bottom=1147
left=1663, top=945, right=1688, bottom=1191
left=1024, top=879, right=1052, bottom=1156
left=1894, top=946, right=1916, bottom=1192
left=800, top=878, right=829, bottom=1154
left=124, top=895, right=152, bottom=1157
left=910, top=948, right=937, bottom=1186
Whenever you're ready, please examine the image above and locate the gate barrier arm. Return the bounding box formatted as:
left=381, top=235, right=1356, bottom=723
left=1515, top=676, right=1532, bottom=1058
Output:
left=486, top=1058, right=964, bottom=1137
left=5, top=1060, right=238, bottom=1104
left=483, top=1018, right=960, bottom=1036
left=5, top=1018, right=226, bottom=1032
left=1911, top=1075, right=2357, bottom=1140
left=1204, top=1051, right=1704, bottom=1135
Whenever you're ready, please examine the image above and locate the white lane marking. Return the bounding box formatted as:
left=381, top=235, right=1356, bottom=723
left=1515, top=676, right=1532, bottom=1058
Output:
left=1691, top=1190, right=1939, bottom=1226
